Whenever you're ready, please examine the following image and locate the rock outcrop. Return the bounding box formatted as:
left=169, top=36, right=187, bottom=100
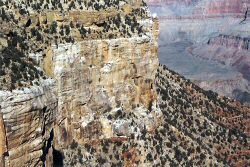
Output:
left=0, top=0, right=249, bottom=166
left=52, top=35, right=159, bottom=147
left=0, top=80, right=57, bottom=166
left=0, top=0, right=160, bottom=166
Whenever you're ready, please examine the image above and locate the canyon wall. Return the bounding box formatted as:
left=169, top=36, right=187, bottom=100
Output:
left=146, top=0, right=250, bottom=42
left=189, top=34, right=250, bottom=104
left=0, top=81, right=57, bottom=166
left=52, top=31, right=160, bottom=154
left=0, top=1, right=249, bottom=166
left=146, top=0, right=250, bottom=104
left=0, top=0, right=160, bottom=166
left=147, top=0, right=250, bottom=16
left=191, top=35, right=250, bottom=80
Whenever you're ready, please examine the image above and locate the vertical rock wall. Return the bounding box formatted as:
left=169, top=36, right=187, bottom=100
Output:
left=0, top=81, right=57, bottom=166
left=0, top=0, right=160, bottom=166
left=0, top=112, right=7, bottom=166
left=51, top=25, right=159, bottom=155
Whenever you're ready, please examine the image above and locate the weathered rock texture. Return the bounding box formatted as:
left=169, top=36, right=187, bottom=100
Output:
left=0, top=0, right=249, bottom=167
left=52, top=36, right=159, bottom=149
left=0, top=80, right=57, bottom=166
left=0, top=0, right=160, bottom=166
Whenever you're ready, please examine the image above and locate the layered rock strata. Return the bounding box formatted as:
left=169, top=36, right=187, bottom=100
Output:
left=52, top=36, right=159, bottom=150
left=188, top=34, right=250, bottom=104
left=0, top=0, right=160, bottom=166
left=0, top=80, right=57, bottom=166
left=146, top=0, right=250, bottom=105
left=0, top=0, right=249, bottom=166
left=147, top=0, right=250, bottom=17
left=193, top=35, right=250, bottom=80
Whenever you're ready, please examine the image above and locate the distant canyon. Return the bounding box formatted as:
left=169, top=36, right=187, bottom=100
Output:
left=146, top=0, right=250, bottom=104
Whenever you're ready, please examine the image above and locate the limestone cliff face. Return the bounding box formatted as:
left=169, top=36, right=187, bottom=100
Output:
left=0, top=0, right=160, bottom=166
left=52, top=36, right=159, bottom=147
left=0, top=80, right=57, bottom=166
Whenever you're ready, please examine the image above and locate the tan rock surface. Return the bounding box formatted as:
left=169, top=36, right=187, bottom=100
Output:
left=0, top=112, right=7, bottom=166
left=0, top=0, right=160, bottom=166
left=0, top=81, right=57, bottom=166
left=51, top=35, right=159, bottom=149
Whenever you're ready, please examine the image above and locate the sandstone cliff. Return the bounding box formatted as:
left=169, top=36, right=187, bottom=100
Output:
left=0, top=0, right=160, bottom=166
left=0, top=0, right=249, bottom=167
left=0, top=80, right=57, bottom=166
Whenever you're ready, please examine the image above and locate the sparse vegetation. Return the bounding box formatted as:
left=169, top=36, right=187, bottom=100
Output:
left=62, top=64, right=249, bottom=167
left=0, top=0, right=150, bottom=91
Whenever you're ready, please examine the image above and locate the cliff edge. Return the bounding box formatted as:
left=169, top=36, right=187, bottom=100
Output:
left=0, top=0, right=160, bottom=166
left=0, top=1, right=249, bottom=167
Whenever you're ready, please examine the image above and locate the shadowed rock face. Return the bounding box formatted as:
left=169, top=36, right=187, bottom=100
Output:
left=146, top=0, right=250, bottom=104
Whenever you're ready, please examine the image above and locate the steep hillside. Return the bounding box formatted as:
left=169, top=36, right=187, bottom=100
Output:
left=155, top=65, right=250, bottom=166
left=57, top=65, right=250, bottom=166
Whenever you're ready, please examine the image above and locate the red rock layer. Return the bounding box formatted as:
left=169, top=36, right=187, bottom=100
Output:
left=146, top=0, right=197, bottom=5
left=195, top=0, right=250, bottom=15
left=146, top=0, right=250, bottom=17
